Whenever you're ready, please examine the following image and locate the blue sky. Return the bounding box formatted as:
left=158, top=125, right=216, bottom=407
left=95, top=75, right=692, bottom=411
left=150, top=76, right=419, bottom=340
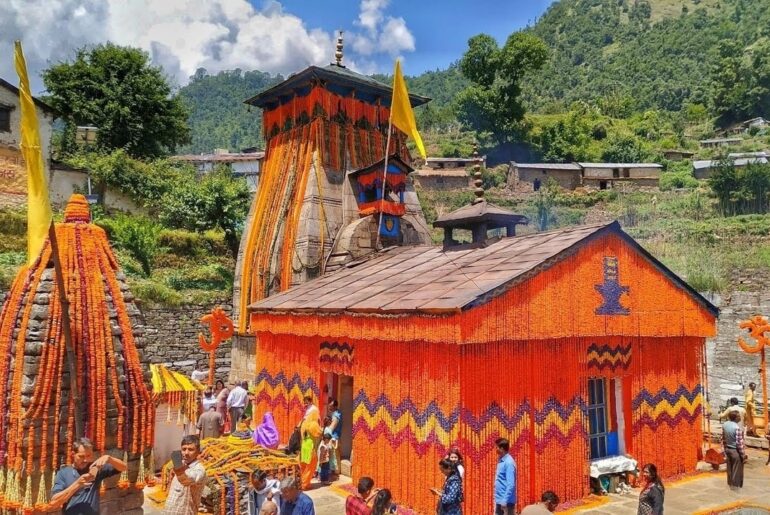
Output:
left=2, top=0, right=557, bottom=92
left=278, top=0, right=556, bottom=75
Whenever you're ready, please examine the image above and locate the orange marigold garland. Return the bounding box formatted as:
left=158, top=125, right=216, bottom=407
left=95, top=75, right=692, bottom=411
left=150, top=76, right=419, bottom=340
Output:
left=0, top=194, right=155, bottom=509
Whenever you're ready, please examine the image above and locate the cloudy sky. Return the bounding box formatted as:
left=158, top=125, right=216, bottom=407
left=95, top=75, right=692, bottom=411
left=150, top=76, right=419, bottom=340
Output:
left=0, top=0, right=553, bottom=93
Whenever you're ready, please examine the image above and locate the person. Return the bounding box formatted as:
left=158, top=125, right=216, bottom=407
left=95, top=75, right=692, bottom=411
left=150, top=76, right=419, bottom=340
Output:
left=723, top=410, right=748, bottom=491
left=430, top=458, right=463, bottom=515
left=719, top=397, right=747, bottom=430
left=327, top=398, right=342, bottom=476
left=446, top=447, right=465, bottom=479
left=371, top=488, right=397, bottom=515
left=637, top=464, right=664, bottom=515
left=201, top=385, right=217, bottom=413
left=318, top=416, right=337, bottom=477
left=345, top=476, right=375, bottom=515
left=197, top=404, right=224, bottom=440
left=163, top=435, right=207, bottom=515
left=254, top=412, right=280, bottom=449
left=494, top=437, right=517, bottom=515
left=49, top=437, right=127, bottom=514
left=215, top=379, right=230, bottom=433
left=232, top=414, right=254, bottom=439
left=521, top=491, right=560, bottom=514
left=745, top=382, right=757, bottom=436
left=299, top=414, right=322, bottom=490
left=260, top=499, right=279, bottom=515
left=318, top=433, right=332, bottom=485
left=248, top=468, right=282, bottom=515
left=191, top=361, right=208, bottom=383
left=227, top=381, right=250, bottom=431
left=303, top=395, right=320, bottom=425
left=279, top=476, right=315, bottom=514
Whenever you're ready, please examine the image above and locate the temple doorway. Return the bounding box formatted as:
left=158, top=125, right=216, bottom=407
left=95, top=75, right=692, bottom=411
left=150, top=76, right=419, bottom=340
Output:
left=323, top=373, right=354, bottom=472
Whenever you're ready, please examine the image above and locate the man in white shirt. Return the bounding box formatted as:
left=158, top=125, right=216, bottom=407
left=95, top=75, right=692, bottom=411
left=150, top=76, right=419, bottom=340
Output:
left=190, top=361, right=208, bottom=384
left=719, top=397, right=748, bottom=430
left=227, top=381, right=249, bottom=430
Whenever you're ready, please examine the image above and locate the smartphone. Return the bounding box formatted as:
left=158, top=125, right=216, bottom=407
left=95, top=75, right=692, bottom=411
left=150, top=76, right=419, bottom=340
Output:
left=170, top=450, right=184, bottom=469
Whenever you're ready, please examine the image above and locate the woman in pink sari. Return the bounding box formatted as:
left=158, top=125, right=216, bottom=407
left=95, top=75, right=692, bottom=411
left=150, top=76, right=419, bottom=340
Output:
left=215, top=379, right=230, bottom=433
left=254, top=412, right=280, bottom=449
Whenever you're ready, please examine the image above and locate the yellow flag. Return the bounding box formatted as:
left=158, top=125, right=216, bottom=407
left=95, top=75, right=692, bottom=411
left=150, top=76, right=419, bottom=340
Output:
left=15, top=41, right=52, bottom=265
left=390, top=60, right=426, bottom=159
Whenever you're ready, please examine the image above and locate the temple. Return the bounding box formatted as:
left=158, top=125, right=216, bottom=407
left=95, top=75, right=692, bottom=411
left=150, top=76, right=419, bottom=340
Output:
left=231, top=34, right=432, bottom=377
left=0, top=194, right=153, bottom=513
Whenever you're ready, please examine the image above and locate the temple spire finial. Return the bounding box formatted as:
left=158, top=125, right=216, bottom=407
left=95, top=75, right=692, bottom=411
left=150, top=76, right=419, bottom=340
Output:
left=472, top=142, right=484, bottom=204
left=335, top=30, right=345, bottom=67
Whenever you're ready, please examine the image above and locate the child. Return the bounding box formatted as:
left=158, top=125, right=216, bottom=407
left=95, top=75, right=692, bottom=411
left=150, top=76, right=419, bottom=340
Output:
left=259, top=498, right=278, bottom=515
left=318, top=433, right=332, bottom=485
left=321, top=416, right=338, bottom=476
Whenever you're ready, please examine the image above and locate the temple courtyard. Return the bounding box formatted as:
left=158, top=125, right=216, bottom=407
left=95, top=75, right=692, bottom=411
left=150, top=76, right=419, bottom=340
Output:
left=142, top=449, right=770, bottom=514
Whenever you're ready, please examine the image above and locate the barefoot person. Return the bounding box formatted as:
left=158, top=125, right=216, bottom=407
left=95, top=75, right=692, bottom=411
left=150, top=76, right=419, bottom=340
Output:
left=521, top=491, right=559, bottom=514
left=49, top=437, right=127, bottom=514
left=164, top=435, right=207, bottom=515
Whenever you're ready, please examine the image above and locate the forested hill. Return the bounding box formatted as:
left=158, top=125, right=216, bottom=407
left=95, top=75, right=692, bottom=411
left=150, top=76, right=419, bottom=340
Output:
left=177, top=0, right=770, bottom=153
left=522, top=0, right=770, bottom=113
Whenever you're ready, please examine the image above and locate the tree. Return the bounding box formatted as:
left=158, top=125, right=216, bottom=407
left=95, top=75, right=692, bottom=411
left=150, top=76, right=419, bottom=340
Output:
left=159, top=167, right=251, bottom=257
left=601, top=135, right=649, bottom=162
left=43, top=44, right=190, bottom=158
left=456, top=33, right=548, bottom=144
left=709, top=40, right=770, bottom=127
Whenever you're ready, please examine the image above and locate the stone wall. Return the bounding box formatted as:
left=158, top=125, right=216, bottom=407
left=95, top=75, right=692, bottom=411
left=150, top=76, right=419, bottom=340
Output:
left=705, top=291, right=769, bottom=416
left=139, top=301, right=233, bottom=382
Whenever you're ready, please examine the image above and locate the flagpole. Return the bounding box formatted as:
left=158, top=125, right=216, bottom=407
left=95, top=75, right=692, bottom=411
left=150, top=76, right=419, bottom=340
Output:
left=374, top=109, right=394, bottom=250
left=48, top=221, right=84, bottom=439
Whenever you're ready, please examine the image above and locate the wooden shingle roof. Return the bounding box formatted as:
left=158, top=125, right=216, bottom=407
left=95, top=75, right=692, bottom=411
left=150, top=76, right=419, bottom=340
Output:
left=250, top=221, right=715, bottom=315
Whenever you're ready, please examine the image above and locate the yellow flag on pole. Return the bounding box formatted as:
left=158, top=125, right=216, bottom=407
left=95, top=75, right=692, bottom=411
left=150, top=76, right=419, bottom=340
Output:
left=15, top=41, right=52, bottom=266
left=390, top=60, right=426, bottom=159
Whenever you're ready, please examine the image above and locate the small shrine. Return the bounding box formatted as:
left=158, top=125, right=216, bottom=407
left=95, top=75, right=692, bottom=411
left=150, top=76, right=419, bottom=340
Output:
left=0, top=194, right=154, bottom=512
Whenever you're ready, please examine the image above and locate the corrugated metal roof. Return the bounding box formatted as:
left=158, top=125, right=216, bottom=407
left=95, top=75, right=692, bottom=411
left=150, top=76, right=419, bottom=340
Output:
left=514, top=163, right=581, bottom=171
left=249, top=221, right=719, bottom=317
left=578, top=163, right=662, bottom=169
left=693, top=157, right=768, bottom=170
left=173, top=152, right=265, bottom=163
left=250, top=223, right=613, bottom=314
left=414, top=169, right=469, bottom=177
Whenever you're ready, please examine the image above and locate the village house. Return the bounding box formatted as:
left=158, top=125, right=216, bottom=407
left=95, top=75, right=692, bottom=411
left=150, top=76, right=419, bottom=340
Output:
left=716, top=117, right=769, bottom=136
left=692, top=152, right=769, bottom=180
left=662, top=149, right=695, bottom=161
left=173, top=148, right=265, bottom=193
left=412, top=157, right=483, bottom=191
left=699, top=137, right=742, bottom=149
left=509, top=162, right=662, bottom=191
left=579, top=162, right=662, bottom=190
left=509, top=162, right=583, bottom=191
left=0, top=77, right=56, bottom=209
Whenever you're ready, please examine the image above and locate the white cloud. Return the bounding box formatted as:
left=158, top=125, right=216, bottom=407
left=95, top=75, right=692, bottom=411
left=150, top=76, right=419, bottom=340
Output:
left=0, top=0, right=416, bottom=92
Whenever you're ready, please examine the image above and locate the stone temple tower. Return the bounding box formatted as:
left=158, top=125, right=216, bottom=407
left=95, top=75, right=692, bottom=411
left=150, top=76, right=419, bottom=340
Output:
left=230, top=36, right=433, bottom=378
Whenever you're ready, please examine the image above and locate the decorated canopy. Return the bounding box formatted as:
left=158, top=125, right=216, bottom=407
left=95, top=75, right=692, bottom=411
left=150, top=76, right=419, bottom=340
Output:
left=150, top=364, right=204, bottom=425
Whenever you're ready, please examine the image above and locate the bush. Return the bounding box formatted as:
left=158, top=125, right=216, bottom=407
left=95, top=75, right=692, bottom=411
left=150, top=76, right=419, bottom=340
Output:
left=660, top=170, right=699, bottom=190
left=165, top=263, right=233, bottom=291
left=130, top=278, right=183, bottom=306
left=99, top=215, right=163, bottom=276
left=158, top=229, right=231, bottom=258
left=0, top=251, right=25, bottom=291
left=0, top=210, right=27, bottom=236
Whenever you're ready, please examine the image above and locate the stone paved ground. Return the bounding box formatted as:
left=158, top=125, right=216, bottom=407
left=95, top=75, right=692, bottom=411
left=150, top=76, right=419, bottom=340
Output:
left=143, top=450, right=770, bottom=514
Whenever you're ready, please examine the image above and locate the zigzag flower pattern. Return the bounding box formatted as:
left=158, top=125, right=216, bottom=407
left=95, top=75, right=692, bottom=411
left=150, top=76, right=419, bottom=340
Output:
left=319, top=341, right=354, bottom=375
left=587, top=342, right=632, bottom=371
left=254, top=369, right=320, bottom=412
left=352, top=393, right=588, bottom=460
left=632, top=385, right=703, bottom=432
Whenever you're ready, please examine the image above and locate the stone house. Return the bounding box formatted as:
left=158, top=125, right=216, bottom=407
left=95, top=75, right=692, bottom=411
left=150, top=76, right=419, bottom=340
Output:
left=0, top=77, right=56, bottom=209
left=579, top=162, right=663, bottom=190
left=693, top=154, right=769, bottom=180
left=173, top=149, right=265, bottom=193
left=509, top=162, right=583, bottom=191
left=412, top=167, right=470, bottom=190
left=699, top=137, right=742, bottom=149
left=662, top=149, right=695, bottom=161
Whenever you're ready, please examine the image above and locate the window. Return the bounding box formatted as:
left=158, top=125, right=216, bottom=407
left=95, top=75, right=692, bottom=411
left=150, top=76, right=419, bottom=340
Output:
left=599, top=181, right=608, bottom=190
left=0, top=107, right=11, bottom=132
left=588, top=378, right=608, bottom=460
left=612, top=168, right=620, bottom=178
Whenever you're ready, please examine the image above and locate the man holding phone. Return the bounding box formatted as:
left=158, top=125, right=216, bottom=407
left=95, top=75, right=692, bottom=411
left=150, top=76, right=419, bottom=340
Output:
left=49, top=437, right=126, bottom=514
left=164, top=435, right=207, bottom=515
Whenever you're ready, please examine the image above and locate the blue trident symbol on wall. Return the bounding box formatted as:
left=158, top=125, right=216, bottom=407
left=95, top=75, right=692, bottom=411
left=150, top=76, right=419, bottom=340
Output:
left=595, top=256, right=630, bottom=315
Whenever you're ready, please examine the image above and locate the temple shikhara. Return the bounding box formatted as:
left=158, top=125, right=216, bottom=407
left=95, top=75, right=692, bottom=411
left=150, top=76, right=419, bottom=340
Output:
left=233, top=40, right=719, bottom=513
left=0, top=195, right=154, bottom=513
